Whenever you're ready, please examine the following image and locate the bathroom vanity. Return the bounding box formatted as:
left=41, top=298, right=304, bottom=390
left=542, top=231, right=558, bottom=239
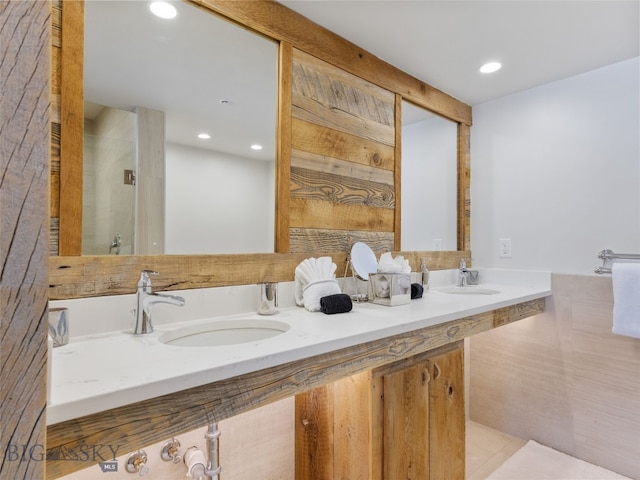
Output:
left=46, top=271, right=549, bottom=479
left=39, top=1, right=543, bottom=478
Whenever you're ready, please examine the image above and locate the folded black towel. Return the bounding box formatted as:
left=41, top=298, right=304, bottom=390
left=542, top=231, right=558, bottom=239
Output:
left=320, top=293, right=353, bottom=315
left=411, top=283, right=424, bottom=299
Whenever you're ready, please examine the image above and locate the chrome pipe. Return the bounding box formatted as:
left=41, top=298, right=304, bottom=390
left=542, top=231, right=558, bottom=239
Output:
left=205, top=422, right=221, bottom=479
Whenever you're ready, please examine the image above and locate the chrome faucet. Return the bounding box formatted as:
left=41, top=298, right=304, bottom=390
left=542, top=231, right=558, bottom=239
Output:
left=134, top=270, right=185, bottom=334
left=457, top=258, right=469, bottom=287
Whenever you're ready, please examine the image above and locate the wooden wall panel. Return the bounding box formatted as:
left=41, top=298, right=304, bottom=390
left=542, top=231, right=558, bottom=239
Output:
left=292, top=50, right=395, bottom=132
left=291, top=49, right=397, bottom=254
left=290, top=198, right=395, bottom=232
left=289, top=229, right=395, bottom=254
left=291, top=165, right=395, bottom=208
left=1, top=1, right=50, bottom=478
left=291, top=118, right=395, bottom=171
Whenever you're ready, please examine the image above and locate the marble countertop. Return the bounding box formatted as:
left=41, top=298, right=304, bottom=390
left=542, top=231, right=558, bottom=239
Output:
left=47, top=269, right=551, bottom=425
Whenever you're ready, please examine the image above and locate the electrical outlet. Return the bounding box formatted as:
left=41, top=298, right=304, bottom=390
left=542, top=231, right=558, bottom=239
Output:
left=499, top=238, right=512, bottom=258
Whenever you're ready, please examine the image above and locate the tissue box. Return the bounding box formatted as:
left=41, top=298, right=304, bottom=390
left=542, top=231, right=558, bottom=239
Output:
left=368, top=273, right=411, bottom=306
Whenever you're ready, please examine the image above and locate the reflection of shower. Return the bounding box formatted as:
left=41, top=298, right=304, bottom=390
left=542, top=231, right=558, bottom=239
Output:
left=109, top=233, right=122, bottom=255
left=82, top=106, right=137, bottom=255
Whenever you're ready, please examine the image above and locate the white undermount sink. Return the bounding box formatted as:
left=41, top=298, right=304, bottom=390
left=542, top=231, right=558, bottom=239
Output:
left=439, top=286, right=501, bottom=295
left=159, top=318, right=290, bottom=347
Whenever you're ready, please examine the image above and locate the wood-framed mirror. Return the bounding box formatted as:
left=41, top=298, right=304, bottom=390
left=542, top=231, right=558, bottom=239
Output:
left=50, top=0, right=471, bottom=299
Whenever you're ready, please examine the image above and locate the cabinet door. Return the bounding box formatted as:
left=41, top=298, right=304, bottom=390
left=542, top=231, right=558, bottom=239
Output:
left=428, top=346, right=465, bottom=479
left=295, top=343, right=464, bottom=480
left=383, top=362, right=430, bottom=479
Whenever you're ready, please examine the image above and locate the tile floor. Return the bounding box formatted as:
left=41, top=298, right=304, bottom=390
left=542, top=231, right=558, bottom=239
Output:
left=466, top=421, right=527, bottom=480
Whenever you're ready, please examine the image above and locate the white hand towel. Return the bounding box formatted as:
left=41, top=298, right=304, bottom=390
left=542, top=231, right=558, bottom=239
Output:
left=295, top=257, right=340, bottom=310
left=612, top=262, right=640, bottom=339
left=303, top=279, right=342, bottom=312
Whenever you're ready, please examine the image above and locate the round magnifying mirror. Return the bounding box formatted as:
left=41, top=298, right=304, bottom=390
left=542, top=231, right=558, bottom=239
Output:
left=350, top=242, right=378, bottom=281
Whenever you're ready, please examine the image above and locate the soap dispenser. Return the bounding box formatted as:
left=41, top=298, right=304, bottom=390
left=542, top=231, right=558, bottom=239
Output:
left=420, top=258, right=430, bottom=291
left=258, top=282, right=278, bottom=315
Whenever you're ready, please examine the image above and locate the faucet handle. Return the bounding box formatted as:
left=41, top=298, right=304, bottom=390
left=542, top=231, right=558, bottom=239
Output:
left=160, top=438, right=182, bottom=464
left=138, top=270, right=159, bottom=289
left=126, top=450, right=149, bottom=476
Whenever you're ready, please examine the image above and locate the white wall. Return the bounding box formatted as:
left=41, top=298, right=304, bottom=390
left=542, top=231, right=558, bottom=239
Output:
left=165, top=143, right=275, bottom=254
left=471, top=57, right=640, bottom=275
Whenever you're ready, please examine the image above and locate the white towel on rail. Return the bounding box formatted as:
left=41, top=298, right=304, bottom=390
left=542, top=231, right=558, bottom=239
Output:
left=612, top=262, right=640, bottom=339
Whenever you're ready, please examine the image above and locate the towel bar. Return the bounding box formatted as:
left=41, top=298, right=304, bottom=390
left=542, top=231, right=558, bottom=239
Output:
left=595, top=249, right=640, bottom=274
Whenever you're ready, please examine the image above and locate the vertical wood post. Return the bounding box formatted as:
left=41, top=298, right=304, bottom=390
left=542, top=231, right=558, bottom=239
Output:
left=1, top=1, right=51, bottom=478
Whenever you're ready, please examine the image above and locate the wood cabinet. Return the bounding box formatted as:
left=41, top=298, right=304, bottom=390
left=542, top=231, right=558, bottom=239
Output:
left=295, top=342, right=465, bottom=479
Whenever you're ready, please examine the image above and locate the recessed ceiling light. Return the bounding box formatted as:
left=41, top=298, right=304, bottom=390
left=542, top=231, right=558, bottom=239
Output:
left=197, top=133, right=211, bottom=140
left=479, top=62, right=502, bottom=74
left=149, top=1, right=177, bottom=19
left=250, top=144, right=263, bottom=151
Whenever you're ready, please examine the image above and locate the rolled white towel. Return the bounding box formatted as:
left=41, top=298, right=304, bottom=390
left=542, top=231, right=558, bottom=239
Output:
left=295, top=257, right=339, bottom=309
left=303, top=279, right=342, bottom=312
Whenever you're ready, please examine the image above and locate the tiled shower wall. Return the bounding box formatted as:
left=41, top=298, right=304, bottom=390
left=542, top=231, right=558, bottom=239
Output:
left=469, top=273, right=640, bottom=479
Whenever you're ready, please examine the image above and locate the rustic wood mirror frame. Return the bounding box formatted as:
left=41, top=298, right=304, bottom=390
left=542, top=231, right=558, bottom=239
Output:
left=50, top=0, right=472, bottom=300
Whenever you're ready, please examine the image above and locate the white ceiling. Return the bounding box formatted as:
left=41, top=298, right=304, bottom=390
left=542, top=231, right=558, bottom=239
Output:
left=280, top=0, right=640, bottom=105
